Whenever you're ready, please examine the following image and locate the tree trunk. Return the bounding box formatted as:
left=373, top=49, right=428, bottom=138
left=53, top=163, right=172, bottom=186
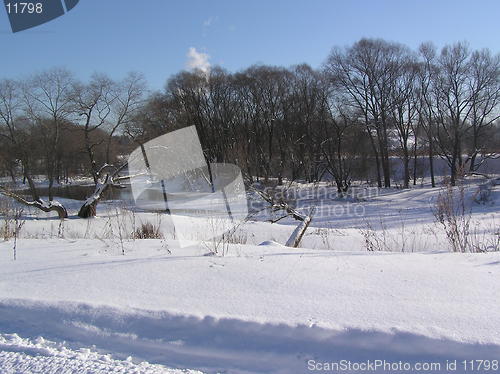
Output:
left=412, top=137, right=418, bottom=186
left=78, top=177, right=111, bottom=218
left=428, top=137, right=435, bottom=188
left=413, top=154, right=418, bottom=186
left=450, top=153, right=458, bottom=186
left=367, top=133, right=382, bottom=187
left=382, top=155, right=391, bottom=188
left=285, top=207, right=316, bottom=248
left=403, top=152, right=410, bottom=189
left=402, top=140, right=410, bottom=188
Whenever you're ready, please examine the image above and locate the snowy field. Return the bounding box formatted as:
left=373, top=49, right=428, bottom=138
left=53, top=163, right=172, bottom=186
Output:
left=0, top=180, right=499, bottom=373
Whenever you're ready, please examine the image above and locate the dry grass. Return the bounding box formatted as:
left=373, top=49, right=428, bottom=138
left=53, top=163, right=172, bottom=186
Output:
left=132, top=221, right=164, bottom=239
left=433, top=182, right=472, bottom=253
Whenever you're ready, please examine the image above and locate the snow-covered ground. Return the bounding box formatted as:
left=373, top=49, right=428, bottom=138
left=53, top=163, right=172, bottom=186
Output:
left=0, top=180, right=499, bottom=373
left=0, top=333, right=201, bottom=374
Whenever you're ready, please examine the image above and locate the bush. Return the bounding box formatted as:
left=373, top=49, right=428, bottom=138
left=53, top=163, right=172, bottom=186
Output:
left=433, top=181, right=471, bottom=253
left=132, top=221, right=163, bottom=239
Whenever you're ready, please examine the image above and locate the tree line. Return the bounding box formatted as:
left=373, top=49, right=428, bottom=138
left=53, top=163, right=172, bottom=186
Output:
left=0, top=38, right=499, bottom=218
left=133, top=39, right=499, bottom=191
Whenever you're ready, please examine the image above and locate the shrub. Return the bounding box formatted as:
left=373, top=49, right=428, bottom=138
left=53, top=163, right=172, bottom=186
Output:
left=132, top=221, right=163, bottom=239
left=433, top=181, right=471, bottom=253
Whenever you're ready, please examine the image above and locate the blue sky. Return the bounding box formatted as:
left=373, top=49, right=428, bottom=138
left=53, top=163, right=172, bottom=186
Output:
left=1, top=0, right=499, bottom=91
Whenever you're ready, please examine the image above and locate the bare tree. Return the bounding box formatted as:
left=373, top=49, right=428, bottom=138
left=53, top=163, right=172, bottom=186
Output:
left=22, top=68, right=74, bottom=202
left=77, top=73, right=146, bottom=218
left=391, top=55, right=419, bottom=188
left=0, top=79, right=21, bottom=184
left=320, top=97, right=362, bottom=194
left=105, top=72, right=146, bottom=164
left=465, top=49, right=500, bottom=171
left=73, top=74, right=115, bottom=184
left=417, top=42, right=439, bottom=187
left=0, top=76, right=68, bottom=218
left=325, top=39, right=410, bottom=188
left=433, top=43, right=474, bottom=185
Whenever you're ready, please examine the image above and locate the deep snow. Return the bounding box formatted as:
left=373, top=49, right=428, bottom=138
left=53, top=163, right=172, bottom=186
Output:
left=1, top=240, right=500, bottom=373
left=0, top=181, right=499, bottom=373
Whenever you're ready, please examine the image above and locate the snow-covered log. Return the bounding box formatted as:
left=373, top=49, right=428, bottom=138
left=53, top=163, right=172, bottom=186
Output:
left=0, top=187, right=68, bottom=219
left=251, top=185, right=317, bottom=248
left=285, top=206, right=316, bottom=248
left=473, top=177, right=500, bottom=204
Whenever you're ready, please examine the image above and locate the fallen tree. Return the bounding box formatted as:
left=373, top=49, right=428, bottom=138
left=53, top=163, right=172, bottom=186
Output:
left=285, top=206, right=316, bottom=248
left=470, top=174, right=500, bottom=204
left=0, top=186, right=68, bottom=219
left=0, top=163, right=131, bottom=220
left=251, top=185, right=316, bottom=248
